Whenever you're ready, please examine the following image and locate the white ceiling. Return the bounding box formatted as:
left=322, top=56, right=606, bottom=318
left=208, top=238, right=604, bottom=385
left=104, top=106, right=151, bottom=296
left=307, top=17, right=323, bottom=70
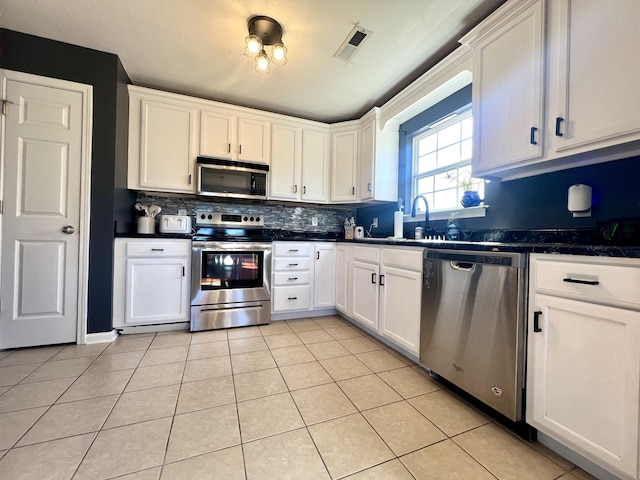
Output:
left=1, top=0, right=504, bottom=123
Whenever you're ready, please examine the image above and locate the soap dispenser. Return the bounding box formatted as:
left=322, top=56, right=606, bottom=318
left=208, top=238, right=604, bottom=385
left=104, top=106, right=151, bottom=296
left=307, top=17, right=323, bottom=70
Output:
left=446, top=213, right=460, bottom=240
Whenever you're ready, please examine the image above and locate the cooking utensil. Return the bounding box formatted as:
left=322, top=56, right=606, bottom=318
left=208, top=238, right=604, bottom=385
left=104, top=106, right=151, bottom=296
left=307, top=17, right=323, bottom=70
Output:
left=149, top=205, right=162, bottom=218
left=135, top=203, right=150, bottom=217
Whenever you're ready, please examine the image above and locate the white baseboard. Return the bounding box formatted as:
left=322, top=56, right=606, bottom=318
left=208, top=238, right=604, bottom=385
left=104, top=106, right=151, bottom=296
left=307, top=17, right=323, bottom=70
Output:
left=271, top=308, right=337, bottom=322
left=84, top=329, right=118, bottom=344
left=117, top=322, right=190, bottom=335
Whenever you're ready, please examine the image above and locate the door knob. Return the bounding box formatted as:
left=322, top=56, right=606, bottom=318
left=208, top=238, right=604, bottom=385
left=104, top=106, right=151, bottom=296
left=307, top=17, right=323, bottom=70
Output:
left=61, top=225, right=75, bottom=234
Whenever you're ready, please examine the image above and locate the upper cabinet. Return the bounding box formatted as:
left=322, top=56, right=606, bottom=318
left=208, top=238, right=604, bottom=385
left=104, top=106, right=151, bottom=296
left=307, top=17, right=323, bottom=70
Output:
left=269, top=122, right=330, bottom=202
left=128, top=87, right=199, bottom=193
left=330, top=123, right=359, bottom=202
left=464, top=0, right=640, bottom=180
left=358, top=108, right=399, bottom=203
left=462, top=0, right=545, bottom=177
left=199, top=107, right=270, bottom=163
left=546, top=0, right=640, bottom=157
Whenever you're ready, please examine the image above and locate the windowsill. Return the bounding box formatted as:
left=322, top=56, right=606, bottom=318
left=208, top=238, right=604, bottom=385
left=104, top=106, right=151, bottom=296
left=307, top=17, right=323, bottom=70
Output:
left=404, top=204, right=489, bottom=222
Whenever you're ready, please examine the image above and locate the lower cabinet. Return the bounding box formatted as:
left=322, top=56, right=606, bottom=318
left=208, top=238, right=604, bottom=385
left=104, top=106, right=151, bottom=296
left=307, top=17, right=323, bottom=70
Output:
left=113, top=238, right=191, bottom=328
left=346, top=245, right=423, bottom=356
left=527, top=254, right=640, bottom=480
left=271, top=241, right=336, bottom=314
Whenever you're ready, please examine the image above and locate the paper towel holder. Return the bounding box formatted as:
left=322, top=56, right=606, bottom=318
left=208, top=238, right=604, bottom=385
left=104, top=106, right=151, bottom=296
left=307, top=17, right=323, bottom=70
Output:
left=567, top=184, right=592, bottom=217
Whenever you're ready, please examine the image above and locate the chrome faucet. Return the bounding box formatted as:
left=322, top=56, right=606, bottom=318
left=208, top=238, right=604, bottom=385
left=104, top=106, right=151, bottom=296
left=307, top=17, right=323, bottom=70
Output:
left=411, top=195, right=430, bottom=229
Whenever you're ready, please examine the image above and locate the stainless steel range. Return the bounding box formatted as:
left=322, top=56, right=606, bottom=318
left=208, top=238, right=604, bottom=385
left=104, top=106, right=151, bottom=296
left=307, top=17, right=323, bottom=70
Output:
left=190, top=211, right=271, bottom=331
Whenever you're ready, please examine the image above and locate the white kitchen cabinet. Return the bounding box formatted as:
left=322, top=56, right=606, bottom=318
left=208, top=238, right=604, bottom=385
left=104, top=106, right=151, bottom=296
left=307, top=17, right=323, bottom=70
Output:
left=271, top=242, right=336, bottom=314
left=200, top=107, right=270, bottom=164
left=358, top=108, right=399, bottom=203
left=378, top=248, right=422, bottom=355
left=527, top=254, right=640, bottom=480
left=113, top=238, right=191, bottom=328
left=314, top=243, right=336, bottom=308
left=335, top=244, right=351, bottom=314
left=462, top=0, right=545, bottom=177
left=346, top=245, right=422, bottom=356
left=546, top=0, right=640, bottom=157
left=128, top=86, right=198, bottom=193
left=330, top=123, right=359, bottom=203
left=269, top=123, right=330, bottom=202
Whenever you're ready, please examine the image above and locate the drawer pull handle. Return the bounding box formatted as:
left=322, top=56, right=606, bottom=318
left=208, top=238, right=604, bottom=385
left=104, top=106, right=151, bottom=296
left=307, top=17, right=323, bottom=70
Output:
left=151, top=248, right=164, bottom=252
left=287, top=296, right=298, bottom=300
left=530, top=126, right=538, bottom=145
left=288, top=263, right=299, bottom=267
left=288, top=249, right=299, bottom=252
left=533, top=310, right=542, bottom=333
left=371, top=273, right=376, bottom=284
left=287, top=277, right=298, bottom=281
left=563, top=278, right=599, bottom=286
left=379, top=274, right=385, bottom=286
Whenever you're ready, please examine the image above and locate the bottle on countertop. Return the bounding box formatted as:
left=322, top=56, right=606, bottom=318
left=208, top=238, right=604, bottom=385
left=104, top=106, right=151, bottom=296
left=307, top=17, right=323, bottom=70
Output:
left=446, top=213, right=460, bottom=241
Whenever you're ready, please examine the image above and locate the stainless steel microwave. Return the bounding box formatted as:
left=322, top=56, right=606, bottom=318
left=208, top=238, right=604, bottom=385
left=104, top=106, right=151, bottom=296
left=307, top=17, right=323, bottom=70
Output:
left=196, top=157, right=269, bottom=200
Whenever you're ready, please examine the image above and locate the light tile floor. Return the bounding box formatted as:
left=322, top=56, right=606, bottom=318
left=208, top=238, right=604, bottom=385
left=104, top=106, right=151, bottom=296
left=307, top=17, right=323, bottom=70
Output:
left=0, top=315, right=598, bottom=480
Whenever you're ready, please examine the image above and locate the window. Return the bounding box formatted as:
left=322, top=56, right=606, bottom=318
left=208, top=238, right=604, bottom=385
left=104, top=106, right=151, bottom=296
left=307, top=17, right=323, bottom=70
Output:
left=411, top=107, right=484, bottom=214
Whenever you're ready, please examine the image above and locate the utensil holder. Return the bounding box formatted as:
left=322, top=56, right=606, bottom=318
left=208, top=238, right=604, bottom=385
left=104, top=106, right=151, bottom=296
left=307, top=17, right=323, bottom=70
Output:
left=344, top=226, right=354, bottom=240
left=137, top=217, right=155, bottom=234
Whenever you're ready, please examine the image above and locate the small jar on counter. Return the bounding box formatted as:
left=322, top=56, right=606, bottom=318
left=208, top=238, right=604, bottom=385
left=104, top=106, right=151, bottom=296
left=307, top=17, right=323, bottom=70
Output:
left=414, top=226, right=424, bottom=240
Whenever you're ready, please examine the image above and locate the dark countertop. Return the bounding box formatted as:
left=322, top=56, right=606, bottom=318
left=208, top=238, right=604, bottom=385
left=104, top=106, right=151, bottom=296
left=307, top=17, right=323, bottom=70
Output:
left=115, top=232, right=192, bottom=240
left=344, top=237, right=640, bottom=258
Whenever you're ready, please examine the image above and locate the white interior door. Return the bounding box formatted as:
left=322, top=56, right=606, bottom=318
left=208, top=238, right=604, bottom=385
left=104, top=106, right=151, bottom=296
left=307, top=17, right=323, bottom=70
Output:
left=0, top=71, right=91, bottom=349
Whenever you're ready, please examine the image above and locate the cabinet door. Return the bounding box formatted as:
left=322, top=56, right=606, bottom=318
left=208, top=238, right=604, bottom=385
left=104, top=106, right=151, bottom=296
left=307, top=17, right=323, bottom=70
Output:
left=125, top=258, right=189, bottom=325
left=200, top=109, right=233, bottom=159
left=335, top=244, right=350, bottom=314
left=549, top=0, right=640, bottom=155
left=379, top=265, right=421, bottom=356
left=358, top=119, right=375, bottom=201
left=527, top=294, right=640, bottom=478
left=269, top=123, right=301, bottom=200
left=301, top=129, right=329, bottom=202
left=314, top=244, right=336, bottom=308
left=470, top=0, right=545, bottom=176
left=351, top=260, right=379, bottom=330
left=330, top=129, right=358, bottom=202
left=238, top=117, right=269, bottom=163
left=137, top=98, right=197, bottom=192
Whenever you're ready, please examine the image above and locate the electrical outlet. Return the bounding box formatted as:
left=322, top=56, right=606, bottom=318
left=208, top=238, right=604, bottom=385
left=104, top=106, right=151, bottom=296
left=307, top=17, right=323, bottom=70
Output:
left=311, top=216, right=318, bottom=226
left=372, top=217, right=378, bottom=228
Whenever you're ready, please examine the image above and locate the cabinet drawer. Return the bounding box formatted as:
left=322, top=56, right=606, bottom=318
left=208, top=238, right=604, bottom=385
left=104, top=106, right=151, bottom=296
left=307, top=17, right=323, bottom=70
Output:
left=533, top=256, right=640, bottom=309
left=125, top=240, right=190, bottom=257
left=273, top=271, right=311, bottom=286
left=273, top=242, right=313, bottom=257
left=382, top=247, right=423, bottom=272
left=273, top=257, right=312, bottom=271
left=352, top=246, right=380, bottom=264
left=272, top=286, right=311, bottom=312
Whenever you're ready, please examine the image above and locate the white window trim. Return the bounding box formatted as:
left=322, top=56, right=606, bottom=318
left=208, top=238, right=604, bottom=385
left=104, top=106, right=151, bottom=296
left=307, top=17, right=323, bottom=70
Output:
left=406, top=107, right=488, bottom=222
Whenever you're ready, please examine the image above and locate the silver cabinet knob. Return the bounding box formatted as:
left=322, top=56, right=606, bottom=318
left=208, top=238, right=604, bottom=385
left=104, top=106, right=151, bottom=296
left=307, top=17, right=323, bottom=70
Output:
left=61, top=225, right=75, bottom=234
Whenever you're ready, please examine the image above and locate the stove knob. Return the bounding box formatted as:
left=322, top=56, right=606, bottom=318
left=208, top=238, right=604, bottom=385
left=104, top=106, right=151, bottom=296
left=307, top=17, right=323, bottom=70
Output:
left=244, top=216, right=248, bottom=221
left=256, top=216, right=260, bottom=222
left=207, top=214, right=213, bottom=220
left=200, top=214, right=205, bottom=219
left=250, top=216, right=254, bottom=222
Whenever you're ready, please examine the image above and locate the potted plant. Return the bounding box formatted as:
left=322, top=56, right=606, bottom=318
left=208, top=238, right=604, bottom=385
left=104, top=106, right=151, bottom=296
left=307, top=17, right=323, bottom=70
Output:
left=446, top=171, right=482, bottom=207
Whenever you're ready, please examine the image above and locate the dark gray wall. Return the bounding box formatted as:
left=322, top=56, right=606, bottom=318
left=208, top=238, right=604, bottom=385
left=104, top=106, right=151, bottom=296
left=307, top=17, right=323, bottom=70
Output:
left=0, top=28, right=134, bottom=334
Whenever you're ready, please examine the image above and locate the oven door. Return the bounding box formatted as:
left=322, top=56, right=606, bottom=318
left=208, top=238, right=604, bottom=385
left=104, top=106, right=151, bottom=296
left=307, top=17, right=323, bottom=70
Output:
left=191, top=241, right=271, bottom=306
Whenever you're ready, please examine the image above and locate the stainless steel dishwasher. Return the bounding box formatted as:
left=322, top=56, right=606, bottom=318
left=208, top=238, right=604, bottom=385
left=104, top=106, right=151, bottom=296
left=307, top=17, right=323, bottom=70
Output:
left=420, top=248, right=528, bottom=421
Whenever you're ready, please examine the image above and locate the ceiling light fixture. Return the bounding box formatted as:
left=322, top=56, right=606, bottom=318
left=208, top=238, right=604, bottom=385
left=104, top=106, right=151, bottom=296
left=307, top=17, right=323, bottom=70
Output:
left=244, top=15, right=287, bottom=74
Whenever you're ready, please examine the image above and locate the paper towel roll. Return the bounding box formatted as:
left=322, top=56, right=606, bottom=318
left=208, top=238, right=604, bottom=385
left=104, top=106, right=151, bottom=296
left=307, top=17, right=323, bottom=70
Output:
left=393, top=210, right=404, bottom=238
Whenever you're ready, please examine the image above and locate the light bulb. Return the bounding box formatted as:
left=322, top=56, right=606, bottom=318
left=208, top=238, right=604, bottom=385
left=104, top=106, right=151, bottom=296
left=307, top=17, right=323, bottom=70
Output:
left=244, top=35, right=262, bottom=55
left=271, top=43, right=287, bottom=66
left=255, top=49, right=271, bottom=73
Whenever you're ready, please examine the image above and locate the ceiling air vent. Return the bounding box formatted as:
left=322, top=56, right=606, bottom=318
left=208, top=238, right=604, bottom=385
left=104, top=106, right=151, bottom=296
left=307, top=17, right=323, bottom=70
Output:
left=334, top=26, right=372, bottom=62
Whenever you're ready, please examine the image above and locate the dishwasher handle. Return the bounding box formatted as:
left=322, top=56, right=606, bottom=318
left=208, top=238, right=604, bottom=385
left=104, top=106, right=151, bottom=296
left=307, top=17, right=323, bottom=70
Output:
left=450, top=261, right=476, bottom=272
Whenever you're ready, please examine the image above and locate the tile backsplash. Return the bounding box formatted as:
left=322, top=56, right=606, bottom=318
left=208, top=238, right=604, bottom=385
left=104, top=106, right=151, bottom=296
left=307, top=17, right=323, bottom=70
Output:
left=133, top=193, right=357, bottom=233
